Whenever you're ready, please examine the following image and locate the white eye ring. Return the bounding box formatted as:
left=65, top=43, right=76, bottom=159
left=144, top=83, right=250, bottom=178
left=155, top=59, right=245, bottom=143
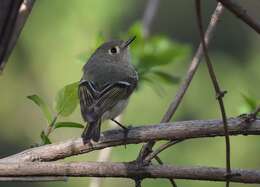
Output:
left=108, top=46, right=120, bottom=55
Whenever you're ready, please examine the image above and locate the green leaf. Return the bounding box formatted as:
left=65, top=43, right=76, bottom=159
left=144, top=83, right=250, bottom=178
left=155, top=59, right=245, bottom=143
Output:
left=126, top=22, right=144, bottom=42
left=152, top=70, right=180, bottom=84
left=55, top=82, right=79, bottom=116
left=54, top=122, right=84, bottom=129
left=27, top=95, right=53, bottom=124
left=241, top=93, right=257, bottom=111
left=40, top=131, right=52, bottom=145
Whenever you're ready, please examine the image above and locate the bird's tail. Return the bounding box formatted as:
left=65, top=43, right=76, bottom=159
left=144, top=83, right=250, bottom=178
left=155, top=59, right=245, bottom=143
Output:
left=81, top=119, right=101, bottom=143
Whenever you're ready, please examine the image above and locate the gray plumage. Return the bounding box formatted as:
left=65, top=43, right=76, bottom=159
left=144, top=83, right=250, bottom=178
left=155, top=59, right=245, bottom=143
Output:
left=79, top=37, right=138, bottom=143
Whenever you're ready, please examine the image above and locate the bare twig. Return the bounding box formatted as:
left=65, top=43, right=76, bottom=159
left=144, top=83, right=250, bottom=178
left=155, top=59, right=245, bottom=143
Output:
left=134, top=178, right=142, bottom=187
left=0, top=117, right=259, bottom=163
left=195, top=1, right=231, bottom=186
left=0, top=162, right=260, bottom=184
left=153, top=150, right=178, bottom=187
left=142, top=0, right=160, bottom=38
left=137, top=3, right=224, bottom=162
left=217, top=0, right=260, bottom=34
left=144, top=140, right=182, bottom=164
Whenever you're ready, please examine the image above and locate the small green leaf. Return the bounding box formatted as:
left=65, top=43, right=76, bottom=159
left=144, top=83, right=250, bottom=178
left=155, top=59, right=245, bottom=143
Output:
left=27, top=95, right=53, bottom=124
left=54, top=122, right=84, bottom=129
left=135, top=36, right=189, bottom=71
left=152, top=70, right=180, bottom=84
left=241, top=93, right=257, bottom=111
left=55, top=82, right=79, bottom=116
left=40, top=131, right=52, bottom=145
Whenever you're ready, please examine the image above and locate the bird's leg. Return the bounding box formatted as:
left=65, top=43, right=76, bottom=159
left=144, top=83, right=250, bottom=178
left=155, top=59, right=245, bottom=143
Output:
left=111, top=118, right=128, bottom=130
left=111, top=119, right=130, bottom=148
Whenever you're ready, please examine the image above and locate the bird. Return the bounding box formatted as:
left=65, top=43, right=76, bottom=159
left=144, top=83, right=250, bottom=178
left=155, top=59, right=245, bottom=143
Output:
left=78, top=36, right=138, bottom=143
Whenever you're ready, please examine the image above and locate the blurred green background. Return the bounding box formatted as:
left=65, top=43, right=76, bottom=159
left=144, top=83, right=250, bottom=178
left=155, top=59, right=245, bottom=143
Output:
left=0, top=0, right=260, bottom=187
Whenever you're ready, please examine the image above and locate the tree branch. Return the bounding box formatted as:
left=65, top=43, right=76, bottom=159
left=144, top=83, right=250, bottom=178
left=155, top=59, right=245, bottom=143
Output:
left=195, top=1, right=231, bottom=186
left=0, top=117, right=259, bottom=163
left=0, top=176, right=67, bottom=182
left=0, top=162, right=260, bottom=184
left=0, top=0, right=35, bottom=72
left=137, top=3, right=224, bottom=162
left=216, top=0, right=260, bottom=34
left=142, top=0, right=159, bottom=38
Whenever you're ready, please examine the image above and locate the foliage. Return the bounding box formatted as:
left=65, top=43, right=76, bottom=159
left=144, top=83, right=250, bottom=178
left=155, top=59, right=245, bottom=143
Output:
left=27, top=82, right=83, bottom=145
left=240, top=93, right=260, bottom=115
left=126, top=22, right=190, bottom=92
left=55, top=82, right=79, bottom=116
left=27, top=95, right=53, bottom=124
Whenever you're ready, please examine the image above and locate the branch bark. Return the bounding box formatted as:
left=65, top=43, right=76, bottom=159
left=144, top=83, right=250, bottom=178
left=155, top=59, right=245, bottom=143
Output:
left=142, top=0, right=159, bottom=37
left=1, top=117, right=259, bottom=163
left=0, top=0, right=35, bottom=72
left=0, top=162, right=260, bottom=184
left=0, top=176, right=67, bottom=182
left=217, top=0, right=260, bottom=34
left=195, top=1, right=231, bottom=186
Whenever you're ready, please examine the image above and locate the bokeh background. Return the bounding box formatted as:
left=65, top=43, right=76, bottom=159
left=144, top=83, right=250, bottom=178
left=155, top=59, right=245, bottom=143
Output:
left=0, top=0, right=260, bottom=187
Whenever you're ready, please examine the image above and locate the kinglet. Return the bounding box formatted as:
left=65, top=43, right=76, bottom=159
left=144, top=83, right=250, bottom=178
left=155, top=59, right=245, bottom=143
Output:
left=79, top=36, right=138, bottom=143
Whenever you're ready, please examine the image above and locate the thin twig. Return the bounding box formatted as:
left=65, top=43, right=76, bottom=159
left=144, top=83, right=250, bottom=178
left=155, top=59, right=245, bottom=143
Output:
left=217, top=0, right=260, bottom=34
left=195, top=1, right=231, bottom=186
left=142, top=0, right=160, bottom=38
left=0, top=162, right=260, bottom=184
left=134, top=178, right=142, bottom=187
left=144, top=140, right=182, bottom=164
left=137, top=3, right=224, bottom=162
left=153, top=155, right=178, bottom=187
left=1, top=117, right=259, bottom=163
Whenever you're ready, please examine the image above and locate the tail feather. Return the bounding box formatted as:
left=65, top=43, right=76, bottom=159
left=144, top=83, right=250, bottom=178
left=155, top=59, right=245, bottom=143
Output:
left=81, top=120, right=101, bottom=143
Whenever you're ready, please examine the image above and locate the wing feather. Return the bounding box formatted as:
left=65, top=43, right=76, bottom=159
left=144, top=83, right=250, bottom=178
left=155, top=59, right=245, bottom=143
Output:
left=79, top=80, right=134, bottom=122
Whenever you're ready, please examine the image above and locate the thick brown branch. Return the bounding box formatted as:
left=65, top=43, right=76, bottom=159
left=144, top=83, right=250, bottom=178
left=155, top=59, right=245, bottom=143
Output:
left=0, top=162, right=260, bottom=184
left=217, top=0, right=260, bottom=34
left=0, top=117, right=259, bottom=163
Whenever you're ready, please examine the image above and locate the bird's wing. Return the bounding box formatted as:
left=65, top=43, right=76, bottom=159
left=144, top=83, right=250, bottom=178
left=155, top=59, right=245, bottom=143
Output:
left=95, top=81, right=132, bottom=114
left=78, top=80, right=100, bottom=122
left=79, top=80, right=133, bottom=123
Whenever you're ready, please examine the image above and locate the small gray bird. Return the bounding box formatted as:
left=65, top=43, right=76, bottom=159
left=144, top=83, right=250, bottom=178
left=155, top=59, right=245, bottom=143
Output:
left=79, top=36, right=138, bottom=143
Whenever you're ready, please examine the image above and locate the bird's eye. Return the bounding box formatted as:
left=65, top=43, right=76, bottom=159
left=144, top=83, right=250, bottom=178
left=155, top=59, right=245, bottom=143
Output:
left=108, top=46, right=119, bottom=55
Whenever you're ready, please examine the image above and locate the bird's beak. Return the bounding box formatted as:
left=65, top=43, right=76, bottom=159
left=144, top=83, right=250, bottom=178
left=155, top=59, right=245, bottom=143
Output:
left=123, top=36, right=136, bottom=49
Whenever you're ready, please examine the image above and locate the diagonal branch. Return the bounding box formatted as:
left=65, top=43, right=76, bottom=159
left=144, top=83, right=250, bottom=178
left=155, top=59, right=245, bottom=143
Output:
left=136, top=3, right=224, bottom=162
left=0, top=117, right=259, bottom=163
left=142, top=0, right=159, bottom=38
left=0, top=162, right=260, bottom=184
left=216, top=0, right=260, bottom=34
